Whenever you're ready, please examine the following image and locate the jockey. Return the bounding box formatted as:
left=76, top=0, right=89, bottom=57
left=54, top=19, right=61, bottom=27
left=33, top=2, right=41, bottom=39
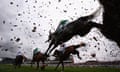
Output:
left=16, top=51, right=26, bottom=63
left=33, top=47, right=40, bottom=56
left=55, top=20, right=69, bottom=33
left=57, top=43, right=66, bottom=54
left=16, top=51, right=23, bottom=56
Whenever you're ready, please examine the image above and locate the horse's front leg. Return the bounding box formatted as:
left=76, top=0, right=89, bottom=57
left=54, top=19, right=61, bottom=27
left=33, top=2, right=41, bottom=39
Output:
left=55, top=61, right=61, bottom=71
left=31, top=60, right=34, bottom=67
left=41, top=60, right=45, bottom=70
left=37, top=62, right=39, bottom=70
left=49, top=43, right=58, bottom=55
left=45, top=41, right=53, bottom=55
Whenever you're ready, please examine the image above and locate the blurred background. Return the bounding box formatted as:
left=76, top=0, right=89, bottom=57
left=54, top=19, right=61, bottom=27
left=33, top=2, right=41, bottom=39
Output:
left=0, top=0, right=120, bottom=63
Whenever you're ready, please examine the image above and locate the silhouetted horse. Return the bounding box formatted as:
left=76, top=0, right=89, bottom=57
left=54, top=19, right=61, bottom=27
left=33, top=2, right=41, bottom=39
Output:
left=45, top=7, right=102, bottom=55
left=14, top=55, right=27, bottom=68
left=31, top=52, right=47, bottom=70
left=53, top=43, right=86, bottom=72
left=46, top=0, right=120, bottom=55
left=98, top=0, right=120, bottom=47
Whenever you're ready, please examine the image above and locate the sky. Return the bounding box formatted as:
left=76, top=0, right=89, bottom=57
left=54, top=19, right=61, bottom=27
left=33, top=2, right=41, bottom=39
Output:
left=0, top=0, right=120, bottom=63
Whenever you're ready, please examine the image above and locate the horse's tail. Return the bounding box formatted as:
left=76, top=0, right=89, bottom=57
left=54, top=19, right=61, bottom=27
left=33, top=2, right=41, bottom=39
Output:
left=74, top=45, right=81, bottom=49
left=78, top=6, right=102, bottom=22
left=74, top=43, right=86, bottom=49
left=87, top=5, right=102, bottom=20
left=79, top=42, right=86, bottom=47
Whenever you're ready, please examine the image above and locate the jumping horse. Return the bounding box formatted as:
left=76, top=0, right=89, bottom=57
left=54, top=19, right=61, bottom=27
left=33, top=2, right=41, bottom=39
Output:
left=45, top=6, right=102, bottom=55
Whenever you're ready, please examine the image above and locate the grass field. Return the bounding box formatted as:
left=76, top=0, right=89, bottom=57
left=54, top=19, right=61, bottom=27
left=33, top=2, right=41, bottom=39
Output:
left=0, top=64, right=120, bottom=72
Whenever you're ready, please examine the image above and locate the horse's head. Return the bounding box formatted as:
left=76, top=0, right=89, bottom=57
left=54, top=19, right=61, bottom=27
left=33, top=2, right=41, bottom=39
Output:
left=22, top=55, right=27, bottom=61
left=45, top=30, right=53, bottom=43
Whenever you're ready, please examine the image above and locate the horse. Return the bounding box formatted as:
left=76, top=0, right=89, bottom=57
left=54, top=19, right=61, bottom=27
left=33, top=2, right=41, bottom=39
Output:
left=45, top=6, right=102, bottom=55
left=53, top=42, right=86, bottom=72
left=46, top=0, right=120, bottom=55
left=31, top=52, right=47, bottom=70
left=14, top=55, right=27, bottom=68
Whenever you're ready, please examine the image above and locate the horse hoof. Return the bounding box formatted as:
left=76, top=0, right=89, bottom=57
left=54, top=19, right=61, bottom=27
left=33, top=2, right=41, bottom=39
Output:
left=79, top=57, right=82, bottom=60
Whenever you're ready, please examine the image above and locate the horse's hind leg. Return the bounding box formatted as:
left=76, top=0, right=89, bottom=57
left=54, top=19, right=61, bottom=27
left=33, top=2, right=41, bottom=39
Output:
left=75, top=50, right=82, bottom=60
left=14, top=62, right=16, bottom=69
left=31, top=63, right=32, bottom=67
left=14, top=63, right=17, bottom=69
left=61, top=61, right=64, bottom=72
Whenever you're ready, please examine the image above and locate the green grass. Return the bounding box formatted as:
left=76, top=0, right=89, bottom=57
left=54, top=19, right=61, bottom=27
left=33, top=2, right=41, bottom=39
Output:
left=0, top=64, right=120, bottom=72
